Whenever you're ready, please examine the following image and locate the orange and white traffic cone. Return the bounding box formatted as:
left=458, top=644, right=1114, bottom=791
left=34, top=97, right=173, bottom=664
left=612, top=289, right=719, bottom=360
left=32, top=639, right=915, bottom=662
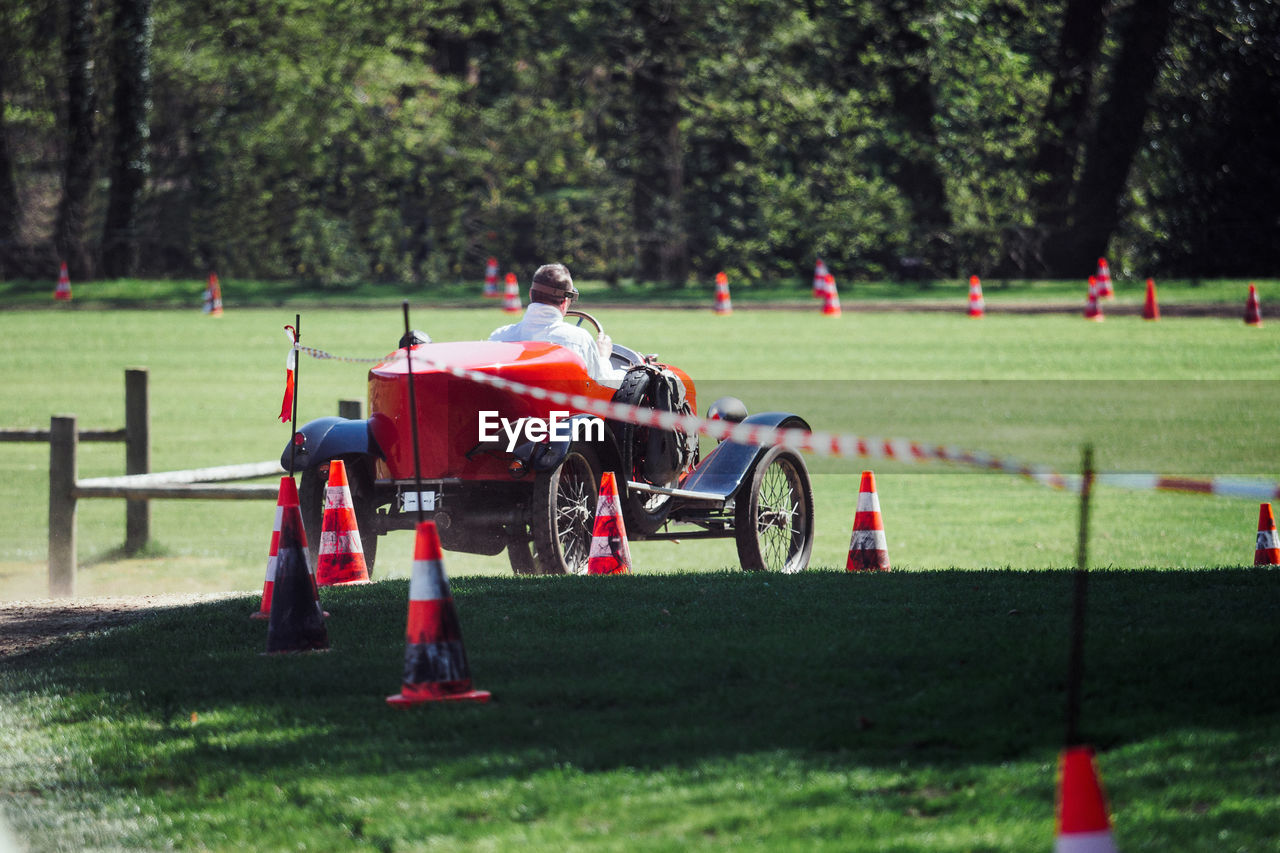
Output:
left=1095, top=258, right=1114, bottom=299
left=846, top=470, right=889, bottom=572
left=812, top=258, right=829, bottom=299
left=53, top=262, right=72, bottom=301
left=587, top=472, right=631, bottom=575
left=264, top=475, right=330, bottom=653
left=967, top=275, right=985, bottom=317
left=713, top=271, right=733, bottom=316
left=203, top=273, right=223, bottom=316
left=1255, top=503, right=1279, bottom=566
left=315, top=459, right=371, bottom=587
left=1245, top=283, right=1262, bottom=326
left=387, top=521, right=491, bottom=706
left=250, top=478, right=289, bottom=620
left=1084, top=276, right=1104, bottom=321
left=1055, top=746, right=1118, bottom=853
left=1142, top=278, right=1160, bottom=321
left=483, top=256, right=500, bottom=298
left=821, top=273, right=841, bottom=317
left=502, top=272, right=522, bottom=314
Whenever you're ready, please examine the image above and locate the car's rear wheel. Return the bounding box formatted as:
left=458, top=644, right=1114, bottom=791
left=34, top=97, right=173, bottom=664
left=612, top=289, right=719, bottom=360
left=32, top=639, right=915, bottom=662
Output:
left=734, top=447, right=814, bottom=573
left=299, top=457, right=380, bottom=575
left=530, top=447, right=600, bottom=575
left=613, top=369, right=677, bottom=535
left=505, top=524, right=537, bottom=575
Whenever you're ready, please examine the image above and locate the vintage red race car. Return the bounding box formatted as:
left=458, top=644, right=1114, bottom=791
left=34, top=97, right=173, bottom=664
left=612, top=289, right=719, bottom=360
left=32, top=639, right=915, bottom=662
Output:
left=283, top=311, right=815, bottom=575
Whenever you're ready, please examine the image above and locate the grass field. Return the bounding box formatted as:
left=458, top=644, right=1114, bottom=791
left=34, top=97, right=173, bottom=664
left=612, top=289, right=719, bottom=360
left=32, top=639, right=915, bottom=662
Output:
left=2, top=288, right=1279, bottom=850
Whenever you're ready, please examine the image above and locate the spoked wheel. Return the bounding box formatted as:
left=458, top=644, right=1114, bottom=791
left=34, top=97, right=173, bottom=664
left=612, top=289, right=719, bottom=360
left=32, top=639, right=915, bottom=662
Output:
left=505, top=524, right=538, bottom=575
left=298, top=457, right=380, bottom=575
left=734, top=447, right=814, bottom=573
left=530, top=447, right=601, bottom=575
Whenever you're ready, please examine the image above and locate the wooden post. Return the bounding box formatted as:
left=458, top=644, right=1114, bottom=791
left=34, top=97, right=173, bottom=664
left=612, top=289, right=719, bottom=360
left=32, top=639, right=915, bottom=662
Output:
left=337, top=399, right=362, bottom=420
left=48, top=415, right=78, bottom=597
left=124, top=367, right=150, bottom=554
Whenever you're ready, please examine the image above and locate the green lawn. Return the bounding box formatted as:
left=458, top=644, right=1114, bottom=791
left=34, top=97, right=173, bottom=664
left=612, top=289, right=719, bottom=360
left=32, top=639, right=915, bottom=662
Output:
left=1, top=298, right=1279, bottom=850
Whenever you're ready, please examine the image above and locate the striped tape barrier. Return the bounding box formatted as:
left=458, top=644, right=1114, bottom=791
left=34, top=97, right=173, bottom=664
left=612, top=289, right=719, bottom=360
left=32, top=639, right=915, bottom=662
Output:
left=292, top=342, right=1280, bottom=501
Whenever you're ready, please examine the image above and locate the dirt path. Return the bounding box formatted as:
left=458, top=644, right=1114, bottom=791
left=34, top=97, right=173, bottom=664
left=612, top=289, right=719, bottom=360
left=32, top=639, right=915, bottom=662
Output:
left=0, top=592, right=245, bottom=661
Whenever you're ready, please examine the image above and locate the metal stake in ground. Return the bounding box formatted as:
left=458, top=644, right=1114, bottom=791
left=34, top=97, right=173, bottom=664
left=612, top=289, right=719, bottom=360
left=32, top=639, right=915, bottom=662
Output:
left=1065, top=444, right=1094, bottom=747
left=402, top=301, right=426, bottom=524
left=289, top=314, right=301, bottom=476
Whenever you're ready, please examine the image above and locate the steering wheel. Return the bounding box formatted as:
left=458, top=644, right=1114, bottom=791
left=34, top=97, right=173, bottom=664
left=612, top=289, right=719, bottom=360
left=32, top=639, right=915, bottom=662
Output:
left=565, top=309, right=603, bottom=338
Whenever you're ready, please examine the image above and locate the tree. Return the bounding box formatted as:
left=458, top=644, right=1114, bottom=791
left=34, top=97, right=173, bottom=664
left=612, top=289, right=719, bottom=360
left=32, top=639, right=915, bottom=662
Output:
left=0, top=4, right=22, bottom=255
left=101, top=0, right=154, bottom=277
left=53, top=0, right=99, bottom=278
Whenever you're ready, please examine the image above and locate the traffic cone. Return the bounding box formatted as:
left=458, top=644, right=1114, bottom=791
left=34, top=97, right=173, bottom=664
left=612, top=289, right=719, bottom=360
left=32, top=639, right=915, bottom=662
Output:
left=387, top=521, right=492, bottom=706
left=1055, top=746, right=1118, bottom=853
left=1095, top=258, right=1114, bottom=299
left=846, top=471, right=889, bottom=572
left=967, top=275, right=985, bottom=317
left=1142, top=278, right=1160, bottom=321
left=821, top=273, right=841, bottom=316
left=250, top=478, right=288, bottom=619
left=265, top=476, right=330, bottom=653
left=812, top=258, right=829, bottom=298
left=315, top=459, right=372, bottom=587
left=502, top=272, right=522, bottom=314
left=483, top=256, right=500, bottom=298
left=53, top=262, right=71, bottom=301
left=587, top=472, right=632, bottom=575
left=1255, top=503, right=1279, bottom=566
left=1084, top=276, right=1104, bottom=321
left=203, top=273, right=223, bottom=316
left=1244, top=283, right=1262, bottom=326
left=713, top=271, right=733, bottom=316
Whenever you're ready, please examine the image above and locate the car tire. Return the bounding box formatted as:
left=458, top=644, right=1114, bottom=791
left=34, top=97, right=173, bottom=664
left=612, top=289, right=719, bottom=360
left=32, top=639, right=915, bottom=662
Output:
left=530, top=446, right=601, bottom=575
left=505, top=524, right=538, bottom=575
left=734, top=447, right=814, bottom=573
left=299, top=457, right=380, bottom=576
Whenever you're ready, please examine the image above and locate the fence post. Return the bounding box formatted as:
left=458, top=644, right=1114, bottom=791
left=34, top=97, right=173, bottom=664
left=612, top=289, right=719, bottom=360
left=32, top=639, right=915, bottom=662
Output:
left=49, top=415, right=78, bottom=597
left=338, top=399, right=362, bottom=420
left=124, top=368, right=150, bottom=554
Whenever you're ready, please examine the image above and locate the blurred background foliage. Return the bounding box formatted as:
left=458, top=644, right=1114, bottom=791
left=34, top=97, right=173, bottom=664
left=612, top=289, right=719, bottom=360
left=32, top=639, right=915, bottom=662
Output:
left=0, top=0, right=1276, bottom=287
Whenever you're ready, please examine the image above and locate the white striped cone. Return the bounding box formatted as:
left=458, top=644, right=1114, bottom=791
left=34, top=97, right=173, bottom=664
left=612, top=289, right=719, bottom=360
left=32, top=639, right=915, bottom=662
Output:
left=502, top=273, right=522, bottom=313
left=967, top=275, right=985, bottom=317
left=812, top=258, right=829, bottom=298
left=713, top=271, right=732, bottom=315
left=54, top=263, right=72, bottom=301
left=1255, top=503, right=1279, bottom=566
left=483, top=256, right=500, bottom=297
left=1055, top=747, right=1118, bottom=853
left=1084, top=276, right=1103, bottom=321
left=315, top=460, right=371, bottom=586
left=846, top=470, right=889, bottom=572
left=822, top=273, right=841, bottom=316
left=1095, top=258, right=1114, bottom=299
left=250, top=480, right=288, bottom=619
left=588, top=472, right=631, bottom=575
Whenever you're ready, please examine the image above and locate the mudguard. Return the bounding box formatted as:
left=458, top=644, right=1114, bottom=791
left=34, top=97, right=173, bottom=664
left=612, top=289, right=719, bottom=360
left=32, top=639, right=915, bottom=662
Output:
left=513, top=413, right=621, bottom=473
left=281, top=416, right=381, bottom=471
left=678, top=412, right=811, bottom=500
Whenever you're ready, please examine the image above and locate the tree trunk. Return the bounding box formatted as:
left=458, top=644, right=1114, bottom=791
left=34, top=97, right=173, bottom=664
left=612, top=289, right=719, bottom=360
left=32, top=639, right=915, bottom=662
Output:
left=54, top=0, right=99, bottom=279
left=630, top=1, right=688, bottom=286
left=1059, top=0, right=1176, bottom=267
left=101, top=0, right=153, bottom=278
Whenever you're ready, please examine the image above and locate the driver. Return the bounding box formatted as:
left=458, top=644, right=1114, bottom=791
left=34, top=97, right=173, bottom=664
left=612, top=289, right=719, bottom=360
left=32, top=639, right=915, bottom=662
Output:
left=489, top=263, right=628, bottom=388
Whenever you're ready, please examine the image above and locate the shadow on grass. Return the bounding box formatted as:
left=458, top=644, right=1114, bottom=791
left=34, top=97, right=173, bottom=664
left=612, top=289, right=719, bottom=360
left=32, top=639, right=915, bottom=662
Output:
left=3, top=568, right=1278, bottom=785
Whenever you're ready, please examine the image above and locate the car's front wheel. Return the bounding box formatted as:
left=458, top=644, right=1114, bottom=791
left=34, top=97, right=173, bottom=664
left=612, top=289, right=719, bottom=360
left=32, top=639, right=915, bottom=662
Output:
left=734, top=447, right=814, bottom=573
left=530, top=447, right=601, bottom=575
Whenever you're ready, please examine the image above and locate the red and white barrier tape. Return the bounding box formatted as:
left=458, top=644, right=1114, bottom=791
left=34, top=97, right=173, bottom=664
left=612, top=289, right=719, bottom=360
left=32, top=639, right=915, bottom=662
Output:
left=293, top=342, right=1280, bottom=501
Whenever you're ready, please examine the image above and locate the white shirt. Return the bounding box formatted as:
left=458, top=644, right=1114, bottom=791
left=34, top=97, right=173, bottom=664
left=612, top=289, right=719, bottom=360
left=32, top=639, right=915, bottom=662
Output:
left=490, top=302, right=627, bottom=388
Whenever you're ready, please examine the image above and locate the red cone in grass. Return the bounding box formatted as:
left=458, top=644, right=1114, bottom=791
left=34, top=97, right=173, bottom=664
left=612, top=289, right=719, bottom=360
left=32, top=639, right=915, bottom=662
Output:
left=1055, top=747, right=1118, bottom=853
left=387, top=521, right=491, bottom=706
left=1245, top=283, right=1262, bottom=326
left=967, top=275, right=985, bottom=317
left=812, top=258, right=829, bottom=298
left=315, top=459, right=371, bottom=587
left=251, top=478, right=289, bottom=619
left=483, top=256, right=499, bottom=298
left=846, top=470, right=889, bottom=572
left=54, top=263, right=71, bottom=301
left=502, top=272, right=522, bottom=314
left=265, top=476, right=329, bottom=653
left=713, top=271, right=733, bottom=316
left=587, top=472, right=632, bottom=575
left=821, top=273, right=841, bottom=316
left=1255, top=503, right=1279, bottom=566
left=1084, top=276, right=1104, bottom=321
left=1142, top=278, right=1160, bottom=321
left=1095, top=257, right=1114, bottom=299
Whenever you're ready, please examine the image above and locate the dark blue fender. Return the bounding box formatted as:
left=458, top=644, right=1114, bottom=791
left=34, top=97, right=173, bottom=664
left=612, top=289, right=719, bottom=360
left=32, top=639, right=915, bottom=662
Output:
left=281, top=416, right=381, bottom=471
left=679, top=412, right=811, bottom=500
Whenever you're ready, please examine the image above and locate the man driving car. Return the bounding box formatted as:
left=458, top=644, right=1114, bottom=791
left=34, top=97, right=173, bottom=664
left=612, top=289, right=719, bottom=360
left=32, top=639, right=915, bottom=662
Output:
left=489, top=263, right=627, bottom=388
